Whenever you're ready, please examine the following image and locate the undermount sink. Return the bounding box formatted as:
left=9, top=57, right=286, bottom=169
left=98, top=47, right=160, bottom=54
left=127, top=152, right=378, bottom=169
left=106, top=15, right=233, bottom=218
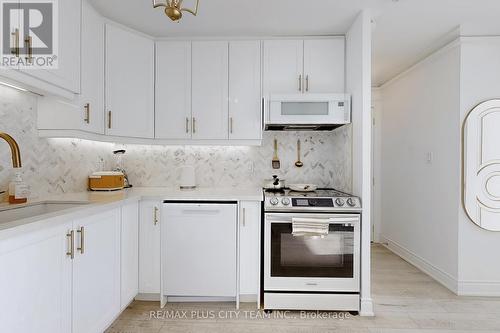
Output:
left=0, top=201, right=90, bottom=224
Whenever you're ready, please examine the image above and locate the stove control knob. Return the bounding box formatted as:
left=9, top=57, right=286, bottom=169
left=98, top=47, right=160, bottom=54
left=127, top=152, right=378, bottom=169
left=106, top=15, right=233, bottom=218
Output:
left=270, top=198, right=279, bottom=206
left=335, top=198, right=345, bottom=207
left=347, top=198, right=356, bottom=207
left=281, top=198, right=290, bottom=206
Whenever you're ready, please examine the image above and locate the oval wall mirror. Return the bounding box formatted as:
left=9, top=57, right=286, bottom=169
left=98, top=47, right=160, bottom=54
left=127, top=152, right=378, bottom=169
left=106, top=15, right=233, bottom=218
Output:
left=463, top=99, right=500, bottom=231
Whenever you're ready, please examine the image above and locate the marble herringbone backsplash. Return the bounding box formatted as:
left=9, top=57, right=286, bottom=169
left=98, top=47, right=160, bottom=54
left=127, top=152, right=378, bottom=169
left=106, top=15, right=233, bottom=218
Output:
left=0, top=85, right=352, bottom=199
left=117, top=130, right=352, bottom=191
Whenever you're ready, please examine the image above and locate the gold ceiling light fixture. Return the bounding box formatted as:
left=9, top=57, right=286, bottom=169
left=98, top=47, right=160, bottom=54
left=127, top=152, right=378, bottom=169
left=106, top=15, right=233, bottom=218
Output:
left=152, top=0, right=200, bottom=22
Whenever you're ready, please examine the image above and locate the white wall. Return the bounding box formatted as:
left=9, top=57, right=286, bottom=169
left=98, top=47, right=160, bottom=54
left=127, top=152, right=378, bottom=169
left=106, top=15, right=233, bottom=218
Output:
left=458, top=37, right=500, bottom=296
left=346, top=10, right=373, bottom=316
left=380, top=42, right=461, bottom=287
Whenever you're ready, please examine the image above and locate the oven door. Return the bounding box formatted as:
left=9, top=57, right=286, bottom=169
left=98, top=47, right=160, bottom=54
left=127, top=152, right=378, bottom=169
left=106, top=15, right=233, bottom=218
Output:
left=264, top=213, right=360, bottom=292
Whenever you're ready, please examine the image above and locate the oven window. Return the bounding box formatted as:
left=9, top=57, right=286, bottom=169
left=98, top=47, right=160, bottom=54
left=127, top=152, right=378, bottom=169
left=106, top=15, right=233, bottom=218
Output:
left=271, top=223, right=354, bottom=278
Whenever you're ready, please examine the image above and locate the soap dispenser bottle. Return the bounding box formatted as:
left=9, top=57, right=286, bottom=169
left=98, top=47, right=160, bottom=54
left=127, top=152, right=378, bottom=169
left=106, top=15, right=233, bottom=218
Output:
left=8, top=170, right=29, bottom=204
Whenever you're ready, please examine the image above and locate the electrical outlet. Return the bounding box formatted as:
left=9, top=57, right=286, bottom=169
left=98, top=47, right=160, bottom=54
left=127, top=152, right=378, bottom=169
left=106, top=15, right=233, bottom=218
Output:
left=426, top=152, right=433, bottom=164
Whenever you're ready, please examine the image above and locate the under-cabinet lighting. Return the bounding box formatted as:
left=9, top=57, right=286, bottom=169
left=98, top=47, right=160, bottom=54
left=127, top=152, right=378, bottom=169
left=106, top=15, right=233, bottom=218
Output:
left=0, top=81, right=29, bottom=92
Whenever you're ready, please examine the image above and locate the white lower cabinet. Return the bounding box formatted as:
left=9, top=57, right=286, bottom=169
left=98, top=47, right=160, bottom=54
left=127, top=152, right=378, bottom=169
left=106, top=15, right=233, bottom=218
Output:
left=120, top=202, right=139, bottom=309
left=163, top=203, right=237, bottom=298
left=239, top=201, right=261, bottom=298
left=0, top=221, right=73, bottom=333
left=72, top=208, right=121, bottom=333
left=139, top=201, right=162, bottom=296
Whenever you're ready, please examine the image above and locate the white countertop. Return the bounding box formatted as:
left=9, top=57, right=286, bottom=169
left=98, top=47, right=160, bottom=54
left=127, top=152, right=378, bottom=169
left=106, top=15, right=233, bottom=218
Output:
left=0, top=187, right=263, bottom=238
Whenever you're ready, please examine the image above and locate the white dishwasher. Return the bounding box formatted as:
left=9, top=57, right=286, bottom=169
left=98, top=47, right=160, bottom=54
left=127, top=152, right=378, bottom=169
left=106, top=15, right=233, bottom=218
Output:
left=162, top=202, right=237, bottom=300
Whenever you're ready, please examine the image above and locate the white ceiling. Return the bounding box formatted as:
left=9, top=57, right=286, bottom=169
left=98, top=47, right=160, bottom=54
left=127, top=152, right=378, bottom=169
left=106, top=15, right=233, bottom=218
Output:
left=90, top=0, right=500, bottom=86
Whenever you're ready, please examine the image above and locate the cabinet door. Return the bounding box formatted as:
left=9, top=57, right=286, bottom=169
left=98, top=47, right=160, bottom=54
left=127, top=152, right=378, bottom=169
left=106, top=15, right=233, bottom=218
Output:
left=105, top=24, right=154, bottom=138
left=0, top=222, right=72, bottom=333
left=121, top=202, right=139, bottom=310
left=155, top=41, right=192, bottom=139
left=304, top=38, right=345, bottom=93
left=239, top=201, right=261, bottom=297
left=79, top=0, right=105, bottom=134
left=72, top=209, right=121, bottom=333
left=164, top=203, right=237, bottom=297
left=263, top=40, right=303, bottom=96
left=139, top=201, right=161, bottom=295
left=192, top=41, right=229, bottom=140
left=229, top=41, right=262, bottom=140
left=22, top=0, right=81, bottom=93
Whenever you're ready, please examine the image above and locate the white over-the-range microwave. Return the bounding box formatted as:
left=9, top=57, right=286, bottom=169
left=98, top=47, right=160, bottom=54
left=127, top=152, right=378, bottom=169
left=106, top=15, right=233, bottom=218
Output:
left=264, top=93, right=351, bottom=131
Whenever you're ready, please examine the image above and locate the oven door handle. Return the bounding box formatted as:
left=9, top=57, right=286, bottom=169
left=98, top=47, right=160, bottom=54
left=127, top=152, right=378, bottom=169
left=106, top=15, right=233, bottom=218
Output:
left=266, top=216, right=359, bottom=224
left=328, top=217, right=359, bottom=224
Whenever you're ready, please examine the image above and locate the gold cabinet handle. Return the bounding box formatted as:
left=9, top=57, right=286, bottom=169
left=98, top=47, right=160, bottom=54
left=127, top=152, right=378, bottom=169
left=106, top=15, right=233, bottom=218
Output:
left=154, top=207, right=159, bottom=226
left=66, top=230, right=75, bottom=259
left=11, top=29, right=19, bottom=57
left=192, top=117, right=196, bottom=134
left=185, top=117, right=189, bottom=133
left=306, top=75, right=309, bottom=92
left=108, top=111, right=112, bottom=129
left=230, top=117, right=233, bottom=134
left=77, top=227, right=85, bottom=254
left=84, top=103, right=90, bottom=124
left=24, top=35, right=32, bottom=64
left=298, top=74, right=302, bottom=92
left=242, top=207, right=246, bottom=227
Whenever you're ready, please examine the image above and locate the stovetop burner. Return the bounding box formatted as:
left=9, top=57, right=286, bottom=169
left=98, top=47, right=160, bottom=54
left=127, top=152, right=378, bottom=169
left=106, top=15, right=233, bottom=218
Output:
left=263, top=187, right=362, bottom=211
left=264, top=188, right=351, bottom=198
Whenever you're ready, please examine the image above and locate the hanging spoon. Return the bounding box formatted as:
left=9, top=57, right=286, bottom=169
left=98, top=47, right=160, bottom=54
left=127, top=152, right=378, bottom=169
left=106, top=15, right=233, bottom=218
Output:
left=295, top=139, right=303, bottom=168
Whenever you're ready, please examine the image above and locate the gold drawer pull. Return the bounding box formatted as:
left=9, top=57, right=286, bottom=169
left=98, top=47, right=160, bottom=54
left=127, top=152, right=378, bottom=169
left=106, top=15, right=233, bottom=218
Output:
left=24, top=35, right=32, bottom=64
left=66, top=230, right=75, bottom=259
left=84, top=103, right=90, bottom=124
left=77, top=227, right=85, bottom=254
left=154, top=207, right=159, bottom=225
left=11, top=29, right=19, bottom=57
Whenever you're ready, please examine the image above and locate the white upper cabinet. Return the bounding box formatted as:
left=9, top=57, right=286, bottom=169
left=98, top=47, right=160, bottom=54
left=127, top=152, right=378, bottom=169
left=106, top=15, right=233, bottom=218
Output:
left=21, top=0, right=82, bottom=94
left=79, top=0, right=105, bottom=134
left=304, top=38, right=345, bottom=93
left=105, top=24, right=154, bottom=138
left=155, top=41, right=192, bottom=140
left=191, top=41, right=229, bottom=140
left=229, top=41, right=262, bottom=140
left=263, top=40, right=303, bottom=95
left=263, top=38, right=345, bottom=96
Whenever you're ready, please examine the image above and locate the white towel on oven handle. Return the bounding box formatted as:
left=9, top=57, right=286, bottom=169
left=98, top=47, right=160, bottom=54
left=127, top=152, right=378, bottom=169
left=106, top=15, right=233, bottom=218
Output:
left=292, top=217, right=330, bottom=237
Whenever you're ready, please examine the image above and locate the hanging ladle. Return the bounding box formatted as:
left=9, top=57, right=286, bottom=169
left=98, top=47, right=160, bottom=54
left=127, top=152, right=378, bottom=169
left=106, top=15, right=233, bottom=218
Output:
left=295, top=139, right=303, bottom=168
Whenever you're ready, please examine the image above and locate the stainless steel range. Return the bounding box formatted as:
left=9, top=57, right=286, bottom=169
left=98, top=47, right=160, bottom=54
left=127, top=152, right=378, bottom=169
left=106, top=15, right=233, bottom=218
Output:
left=263, top=188, right=362, bottom=312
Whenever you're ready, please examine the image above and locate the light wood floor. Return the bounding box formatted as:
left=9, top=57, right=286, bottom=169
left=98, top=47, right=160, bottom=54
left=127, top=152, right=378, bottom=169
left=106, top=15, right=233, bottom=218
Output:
left=106, top=244, right=500, bottom=332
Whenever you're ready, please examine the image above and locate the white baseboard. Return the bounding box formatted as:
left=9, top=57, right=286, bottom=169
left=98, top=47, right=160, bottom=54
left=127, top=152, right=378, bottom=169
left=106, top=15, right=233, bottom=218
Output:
left=458, top=280, right=500, bottom=296
left=135, top=293, right=160, bottom=301
left=239, top=294, right=258, bottom=303
left=360, top=298, right=374, bottom=316
left=380, top=236, right=459, bottom=294
left=381, top=236, right=500, bottom=297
